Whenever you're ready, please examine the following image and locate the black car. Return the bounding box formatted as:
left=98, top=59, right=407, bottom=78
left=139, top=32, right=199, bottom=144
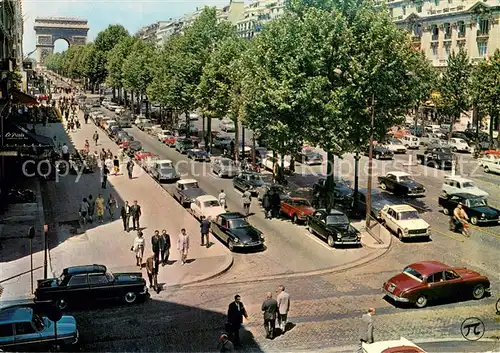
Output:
left=312, top=178, right=354, bottom=208
left=416, top=146, right=454, bottom=169
left=377, top=172, right=426, bottom=197
left=187, top=148, right=211, bottom=162
left=351, top=188, right=394, bottom=220
left=128, top=140, right=143, bottom=152
left=307, top=209, right=361, bottom=247
left=256, top=183, right=291, bottom=202
left=233, top=172, right=265, bottom=195
left=295, top=149, right=323, bottom=165
left=210, top=212, right=265, bottom=252
left=363, top=145, right=394, bottom=160
left=34, top=265, right=148, bottom=310
left=438, top=193, right=500, bottom=225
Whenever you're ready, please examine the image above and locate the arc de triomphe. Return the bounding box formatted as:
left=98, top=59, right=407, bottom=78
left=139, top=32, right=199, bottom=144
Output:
left=34, top=17, right=89, bottom=67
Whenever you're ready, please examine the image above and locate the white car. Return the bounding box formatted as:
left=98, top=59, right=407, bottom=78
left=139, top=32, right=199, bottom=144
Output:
left=190, top=195, right=226, bottom=220
left=379, top=204, right=431, bottom=241
left=221, top=120, right=236, bottom=132
left=383, top=140, right=407, bottom=154
left=157, top=129, right=172, bottom=142
left=262, top=152, right=292, bottom=171
left=479, top=154, right=500, bottom=174
left=189, top=113, right=199, bottom=121
left=441, top=176, right=489, bottom=197
left=400, top=135, right=420, bottom=149
left=448, top=138, right=470, bottom=153
left=362, top=337, right=426, bottom=353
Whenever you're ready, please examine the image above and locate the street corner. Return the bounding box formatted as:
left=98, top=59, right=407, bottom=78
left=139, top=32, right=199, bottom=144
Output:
left=352, top=220, right=392, bottom=250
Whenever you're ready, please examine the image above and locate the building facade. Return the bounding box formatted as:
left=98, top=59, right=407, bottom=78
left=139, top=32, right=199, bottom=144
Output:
left=391, top=0, right=500, bottom=67
left=155, top=19, right=183, bottom=47
left=235, top=0, right=285, bottom=39
left=136, top=22, right=160, bottom=43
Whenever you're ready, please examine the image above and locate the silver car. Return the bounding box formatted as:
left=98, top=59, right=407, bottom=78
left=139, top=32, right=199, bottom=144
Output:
left=152, top=165, right=179, bottom=182
left=211, top=158, right=240, bottom=178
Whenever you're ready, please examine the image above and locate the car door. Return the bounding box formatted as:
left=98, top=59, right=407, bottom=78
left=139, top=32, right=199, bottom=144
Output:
left=234, top=174, right=243, bottom=190
left=89, top=273, right=113, bottom=301
left=65, top=274, right=90, bottom=304
left=385, top=174, right=396, bottom=192
left=174, top=184, right=181, bottom=200
left=384, top=208, right=398, bottom=233
left=426, top=271, right=448, bottom=300
left=441, top=270, right=465, bottom=298
left=316, top=212, right=329, bottom=239
left=0, top=323, right=14, bottom=347
left=14, top=322, right=42, bottom=347
left=192, top=199, right=201, bottom=218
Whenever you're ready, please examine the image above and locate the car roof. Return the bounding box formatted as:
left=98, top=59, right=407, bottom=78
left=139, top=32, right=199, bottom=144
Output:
left=196, top=195, right=217, bottom=202
left=178, top=179, right=197, bottom=184
left=64, top=264, right=107, bottom=275
left=362, top=337, right=423, bottom=353
left=0, top=307, right=33, bottom=324
left=387, top=204, right=418, bottom=213
left=446, top=193, right=483, bottom=200
left=317, top=208, right=344, bottom=215
left=220, top=212, right=246, bottom=219
left=444, top=176, right=472, bottom=183
left=408, top=261, right=450, bottom=276
left=387, top=171, right=411, bottom=177
left=288, top=197, right=309, bottom=202
left=156, top=159, right=172, bottom=164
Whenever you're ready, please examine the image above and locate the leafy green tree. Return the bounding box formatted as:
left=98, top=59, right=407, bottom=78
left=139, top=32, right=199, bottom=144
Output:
left=94, top=25, right=130, bottom=53
left=436, top=48, right=471, bottom=134
left=82, top=43, right=107, bottom=93
left=106, top=36, right=136, bottom=100
left=471, top=49, right=500, bottom=147
left=122, top=40, right=155, bottom=113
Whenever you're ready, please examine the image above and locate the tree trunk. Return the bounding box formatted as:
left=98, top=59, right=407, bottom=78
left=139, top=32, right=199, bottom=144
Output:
left=233, top=119, right=239, bottom=160
left=130, top=92, right=135, bottom=114
left=207, top=116, right=212, bottom=153
left=185, top=110, right=190, bottom=136
left=325, top=151, right=335, bottom=212
left=112, top=89, right=116, bottom=101
left=124, top=90, right=128, bottom=106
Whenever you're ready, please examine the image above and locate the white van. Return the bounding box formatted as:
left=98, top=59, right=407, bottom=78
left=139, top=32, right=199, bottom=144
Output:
left=400, top=135, right=420, bottom=149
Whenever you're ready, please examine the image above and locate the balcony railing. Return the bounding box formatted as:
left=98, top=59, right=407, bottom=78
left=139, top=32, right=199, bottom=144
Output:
left=457, top=31, right=466, bottom=38
left=431, top=34, right=439, bottom=41
left=477, top=30, right=489, bottom=38
left=444, top=33, right=452, bottom=40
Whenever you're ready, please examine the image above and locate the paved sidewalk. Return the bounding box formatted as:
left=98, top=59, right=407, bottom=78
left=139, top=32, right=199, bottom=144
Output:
left=44, top=100, right=232, bottom=289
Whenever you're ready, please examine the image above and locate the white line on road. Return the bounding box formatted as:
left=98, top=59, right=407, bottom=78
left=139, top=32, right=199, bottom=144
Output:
left=208, top=172, right=218, bottom=180
left=303, top=231, right=333, bottom=250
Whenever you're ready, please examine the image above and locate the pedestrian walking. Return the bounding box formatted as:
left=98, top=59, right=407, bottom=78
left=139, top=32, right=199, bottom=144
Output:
left=121, top=201, right=130, bottom=231
left=83, top=139, right=90, bottom=154
left=261, top=292, right=278, bottom=339
left=276, top=285, right=290, bottom=333
left=262, top=191, right=272, bottom=219
left=152, top=230, right=161, bottom=264
left=113, top=156, right=120, bottom=175
left=132, top=231, right=145, bottom=267
left=126, top=158, right=134, bottom=179
left=69, top=120, right=75, bottom=131
left=242, top=187, right=252, bottom=216
left=96, top=194, right=105, bottom=223
left=75, top=119, right=81, bottom=129
left=99, top=148, right=106, bottom=163
left=218, top=334, right=234, bottom=353
left=145, top=252, right=159, bottom=291
left=200, top=216, right=210, bottom=247
left=130, top=200, right=142, bottom=230
left=107, top=194, right=117, bottom=220
left=218, top=189, right=227, bottom=209
left=271, top=190, right=281, bottom=219
left=84, top=112, right=89, bottom=124
left=160, top=230, right=171, bottom=265
left=79, top=197, right=89, bottom=225
left=227, top=295, right=248, bottom=347
left=93, top=131, right=99, bottom=146
left=101, top=165, right=109, bottom=189
left=87, top=194, right=95, bottom=222
left=61, top=143, right=69, bottom=162
left=177, top=228, right=189, bottom=265
left=106, top=149, right=113, bottom=160
left=357, top=308, right=375, bottom=353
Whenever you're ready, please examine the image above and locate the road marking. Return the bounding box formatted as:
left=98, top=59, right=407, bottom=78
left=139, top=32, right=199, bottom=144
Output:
left=432, top=228, right=465, bottom=242
left=208, top=172, right=218, bottom=180
left=302, top=231, right=334, bottom=250
left=469, top=225, right=500, bottom=239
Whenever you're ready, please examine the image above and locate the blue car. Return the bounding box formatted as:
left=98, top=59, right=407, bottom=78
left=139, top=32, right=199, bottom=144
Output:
left=0, top=307, right=79, bottom=350
left=187, top=148, right=211, bottom=162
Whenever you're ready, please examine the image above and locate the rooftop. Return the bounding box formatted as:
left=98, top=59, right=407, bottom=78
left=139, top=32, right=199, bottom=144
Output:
left=64, top=264, right=106, bottom=275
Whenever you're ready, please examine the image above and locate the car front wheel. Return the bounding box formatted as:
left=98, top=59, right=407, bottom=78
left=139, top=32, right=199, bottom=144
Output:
left=228, top=239, right=235, bottom=252
left=380, top=183, right=387, bottom=190
left=472, top=284, right=486, bottom=300
left=415, top=295, right=428, bottom=308
left=292, top=214, right=298, bottom=224
left=327, top=235, right=335, bottom=247
left=124, top=291, right=137, bottom=304
left=470, top=216, right=478, bottom=225
left=55, top=299, right=68, bottom=310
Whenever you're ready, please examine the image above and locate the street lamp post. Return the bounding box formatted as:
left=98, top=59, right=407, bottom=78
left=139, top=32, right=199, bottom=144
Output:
left=365, top=94, right=375, bottom=228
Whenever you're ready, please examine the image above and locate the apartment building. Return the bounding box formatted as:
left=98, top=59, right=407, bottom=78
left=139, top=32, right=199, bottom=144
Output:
left=136, top=22, right=160, bottom=43
left=391, top=0, right=500, bottom=67
left=155, top=19, right=183, bottom=47
left=235, top=0, right=285, bottom=39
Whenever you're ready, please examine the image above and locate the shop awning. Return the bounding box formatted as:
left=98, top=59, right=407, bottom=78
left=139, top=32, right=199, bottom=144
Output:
left=1, top=123, right=54, bottom=148
left=10, top=90, right=39, bottom=106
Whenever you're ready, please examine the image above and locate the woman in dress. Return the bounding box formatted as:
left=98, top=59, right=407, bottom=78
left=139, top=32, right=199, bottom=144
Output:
left=133, top=231, right=145, bottom=267
left=96, top=194, right=105, bottom=223
left=107, top=194, right=117, bottom=220
left=83, top=139, right=90, bottom=154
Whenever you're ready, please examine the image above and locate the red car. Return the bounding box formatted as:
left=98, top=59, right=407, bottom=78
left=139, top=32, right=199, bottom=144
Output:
left=280, top=197, right=315, bottom=224
left=134, top=151, right=153, bottom=161
left=164, top=136, right=177, bottom=147
left=383, top=261, right=490, bottom=308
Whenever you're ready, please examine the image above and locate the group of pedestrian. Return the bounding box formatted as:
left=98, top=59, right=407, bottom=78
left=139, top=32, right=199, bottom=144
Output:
left=79, top=193, right=117, bottom=225
left=120, top=200, right=142, bottom=231
left=261, top=188, right=281, bottom=219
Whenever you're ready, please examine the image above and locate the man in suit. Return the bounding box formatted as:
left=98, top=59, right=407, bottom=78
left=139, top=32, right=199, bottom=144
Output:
left=130, top=200, right=142, bottom=230
left=145, top=253, right=159, bottom=292
left=151, top=230, right=161, bottom=264
left=227, top=295, right=248, bottom=347
left=200, top=216, right=210, bottom=247
left=120, top=201, right=130, bottom=231
left=159, top=229, right=171, bottom=266
left=261, top=292, right=278, bottom=339
left=357, top=308, right=375, bottom=353
left=276, top=285, right=290, bottom=332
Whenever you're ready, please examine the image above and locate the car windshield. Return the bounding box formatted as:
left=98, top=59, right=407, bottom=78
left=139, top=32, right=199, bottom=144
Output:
left=220, top=159, right=232, bottom=166
left=203, top=200, right=220, bottom=207
left=160, top=168, right=172, bottom=174
left=184, top=182, right=199, bottom=188
left=326, top=214, right=348, bottom=225
left=293, top=199, right=311, bottom=207
left=403, top=266, right=424, bottom=281
left=160, top=163, right=172, bottom=168
left=462, top=182, right=475, bottom=188
left=398, top=175, right=414, bottom=182
left=229, top=218, right=249, bottom=228
left=248, top=175, right=263, bottom=182
left=33, top=314, right=44, bottom=331
left=398, top=211, right=420, bottom=220
left=391, top=140, right=403, bottom=145
left=105, top=272, right=114, bottom=282
left=468, top=198, right=487, bottom=208
left=57, top=273, right=66, bottom=285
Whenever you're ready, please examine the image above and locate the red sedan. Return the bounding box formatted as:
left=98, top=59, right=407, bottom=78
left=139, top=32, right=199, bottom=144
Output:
left=164, top=136, right=177, bottom=147
left=280, top=197, right=315, bottom=224
left=383, top=261, right=490, bottom=308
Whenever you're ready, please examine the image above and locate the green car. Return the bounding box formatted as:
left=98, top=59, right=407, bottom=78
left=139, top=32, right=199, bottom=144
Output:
left=175, top=139, right=195, bottom=154
left=0, top=307, right=79, bottom=350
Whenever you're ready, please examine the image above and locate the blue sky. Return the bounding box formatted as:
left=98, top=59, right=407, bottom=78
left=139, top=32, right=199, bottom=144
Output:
left=23, top=0, right=228, bottom=56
